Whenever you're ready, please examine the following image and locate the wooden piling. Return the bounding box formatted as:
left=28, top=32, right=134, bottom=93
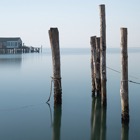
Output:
left=99, top=4, right=107, bottom=106
left=90, top=36, right=96, bottom=96
left=90, top=36, right=101, bottom=96
left=120, top=28, right=129, bottom=123
left=96, top=37, right=101, bottom=95
left=49, top=28, right=62, bottom=105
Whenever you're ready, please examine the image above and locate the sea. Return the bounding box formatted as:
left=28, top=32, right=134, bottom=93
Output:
left=0, top=47, right=140, bottom=140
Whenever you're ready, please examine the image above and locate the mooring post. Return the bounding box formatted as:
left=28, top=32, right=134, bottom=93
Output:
left=90, top=36, right=96, bottom=96
left=99, top=4, right=107, bottom=106
left=90, top=36, right=101, bottom=96
left=49, top=28, right=62, bottom=105
left=96, top=37, right=101, bottom=95
left=120, top=28, right=129, bottom=123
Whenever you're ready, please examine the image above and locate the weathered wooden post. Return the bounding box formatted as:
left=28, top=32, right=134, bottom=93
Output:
left=52, top=105, right=62, bottom=140
left=96, top=37, right=101, bottom=95
left=49, top=28, right=62, bottom=105
left=90, top=36, right=96, bottom=96
left=120, top=28, right=129, bottom=123
left=90, top=36, right=101, bottom=96
left=99, top=4, right=107, bottom=106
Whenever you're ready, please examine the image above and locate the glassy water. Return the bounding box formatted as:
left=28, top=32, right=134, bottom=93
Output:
left=0, top=48, right=140, bottom=140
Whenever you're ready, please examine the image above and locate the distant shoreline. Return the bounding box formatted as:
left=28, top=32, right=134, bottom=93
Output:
left=42, top=47, right=140, bottom=54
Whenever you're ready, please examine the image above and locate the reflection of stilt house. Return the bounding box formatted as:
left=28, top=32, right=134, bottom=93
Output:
left=0, top=37, right=40, bottom=54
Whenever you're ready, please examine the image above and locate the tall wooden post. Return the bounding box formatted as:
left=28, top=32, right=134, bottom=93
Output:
left=96, top=37, right=101, bottom=95
left=90, top=36, right=96, bottom=96
left=99, top=4, right=107, bottom=106
left=49, top=28, right=62, bottom=105
left=120, top=28, right=129, bottom=123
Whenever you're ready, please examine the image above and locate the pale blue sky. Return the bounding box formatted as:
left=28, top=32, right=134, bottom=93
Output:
left=0, top=0, right=140, bottom=48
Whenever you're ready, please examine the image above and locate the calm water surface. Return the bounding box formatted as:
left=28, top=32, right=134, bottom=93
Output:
left=0, top=48, right=140, bottom=140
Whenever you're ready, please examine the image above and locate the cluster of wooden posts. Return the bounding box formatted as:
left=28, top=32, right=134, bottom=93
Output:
left=90, top=4, right=107, bottom=108
left=48, top=4, right=129, bottom=124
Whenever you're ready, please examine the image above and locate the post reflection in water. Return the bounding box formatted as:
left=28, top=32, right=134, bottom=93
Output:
left=52, top=105, right=62, bottom=140
left=121, top=124, right=129, bottom=140
left=91, top=97, right=107, bottom=140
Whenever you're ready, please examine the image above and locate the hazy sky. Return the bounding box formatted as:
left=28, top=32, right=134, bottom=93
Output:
left=0, top=0, right=140, bottom=48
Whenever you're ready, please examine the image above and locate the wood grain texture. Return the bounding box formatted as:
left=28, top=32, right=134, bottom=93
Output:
left=120, top=28, right=129, bottom=123
left=90, top=36, right=96, bottom=96
left=49, top=28, right=62, bottom=105
left=96, top=37, right=101, bottom=94
left=99, top=4, right=107, bottom=106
